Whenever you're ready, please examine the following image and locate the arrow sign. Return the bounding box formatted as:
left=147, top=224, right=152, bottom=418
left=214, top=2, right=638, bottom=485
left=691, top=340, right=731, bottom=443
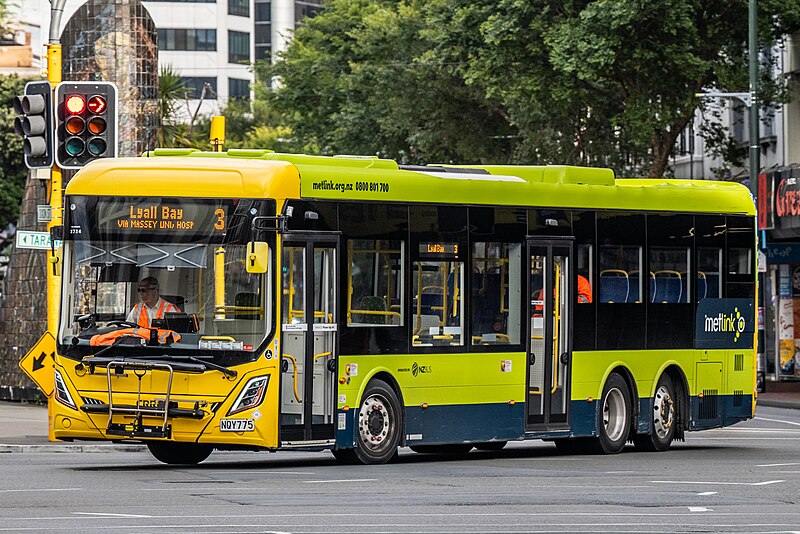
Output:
left=19, top=332, right=56, bottom=397
left=32, top=351, right=50, bottom=372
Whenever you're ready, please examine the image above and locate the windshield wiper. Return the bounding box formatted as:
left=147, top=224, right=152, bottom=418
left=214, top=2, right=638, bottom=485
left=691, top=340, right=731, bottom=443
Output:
left=148, top=354, right=237, bottom=378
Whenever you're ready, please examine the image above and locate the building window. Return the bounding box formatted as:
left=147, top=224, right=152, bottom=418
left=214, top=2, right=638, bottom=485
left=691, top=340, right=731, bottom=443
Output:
left=228, top=0, right=249, bottom=17
left=147, top=0, right=215, bottom=2
left=228, top=30, right=250, bottom=64
left=229, top=77, right=250, bottom=99
left=255, top=1, right=271, bottom=21
left=295, top=0, right=323, bottom=23
left=180, top=77, right=218, bottom=99
left=158, top=29, right=217, bottom=51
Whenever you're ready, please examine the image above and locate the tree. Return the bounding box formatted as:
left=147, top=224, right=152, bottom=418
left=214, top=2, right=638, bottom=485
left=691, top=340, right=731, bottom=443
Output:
left=0, top=74, right=28, bottom=230
left=264, top=0, right=800, bottom=176
left=157, top=65, right=190, bottom=147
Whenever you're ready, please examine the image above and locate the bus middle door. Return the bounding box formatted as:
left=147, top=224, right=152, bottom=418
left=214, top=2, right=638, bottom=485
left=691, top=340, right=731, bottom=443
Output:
left=527, top=238, right=573, bottom=431
left=280, top=236, right=339, bottom=443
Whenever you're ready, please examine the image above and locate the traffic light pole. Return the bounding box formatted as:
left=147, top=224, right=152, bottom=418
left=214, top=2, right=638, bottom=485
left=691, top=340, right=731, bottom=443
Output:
left=45, top=36, right=62, bottom=442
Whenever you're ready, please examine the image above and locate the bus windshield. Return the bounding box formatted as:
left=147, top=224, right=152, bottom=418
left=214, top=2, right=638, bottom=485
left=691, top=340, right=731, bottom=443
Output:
left=59, top=196, right=274, bottom=361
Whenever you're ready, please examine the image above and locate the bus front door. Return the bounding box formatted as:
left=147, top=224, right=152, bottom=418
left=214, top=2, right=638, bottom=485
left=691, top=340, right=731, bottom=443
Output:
left=280, top=237, right=339, bottom=443
left=527, top=239, right=573, bottom=431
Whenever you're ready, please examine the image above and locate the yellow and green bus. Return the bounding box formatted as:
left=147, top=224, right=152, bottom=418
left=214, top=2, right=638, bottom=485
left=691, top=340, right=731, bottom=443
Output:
left=51, top=149, right=757, bottom=464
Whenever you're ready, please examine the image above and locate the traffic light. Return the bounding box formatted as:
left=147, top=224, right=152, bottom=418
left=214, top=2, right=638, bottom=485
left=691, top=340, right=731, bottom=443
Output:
left=13, top=81, right=54, bottom=169
left=55, top=81, right=118, bottom=169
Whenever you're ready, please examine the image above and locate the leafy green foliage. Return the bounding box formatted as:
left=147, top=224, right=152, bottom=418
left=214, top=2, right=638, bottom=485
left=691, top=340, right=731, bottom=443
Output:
left=0, top=74, right=28, bottom=230
left=259, top=0, right=800, bottom=176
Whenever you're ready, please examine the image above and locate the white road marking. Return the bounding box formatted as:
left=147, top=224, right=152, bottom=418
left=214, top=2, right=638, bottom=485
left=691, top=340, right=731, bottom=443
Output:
left=688, top=506, right=711, bottom=512
left=757, top=462, right=800, bottom=467
left=301, top=478, right=377, bottom=484
left=73, top=512, right=152, bottom=518
left=696, top=491, right=717, bottom=496
left=756, top=416, right=800, bottom=427
left=0, top=488, right=81, bottom=493
left=652, top=479, right=784, bottom=486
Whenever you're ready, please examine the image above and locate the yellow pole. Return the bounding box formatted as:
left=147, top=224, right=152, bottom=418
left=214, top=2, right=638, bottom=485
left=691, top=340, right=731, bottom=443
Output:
left=45, top=43, right=62, bottom=441
left=210, top=116, right=226, bottom=317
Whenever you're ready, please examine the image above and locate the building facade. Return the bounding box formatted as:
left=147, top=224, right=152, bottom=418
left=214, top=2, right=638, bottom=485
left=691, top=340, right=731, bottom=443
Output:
left=20, top=0, right=322, bottom=117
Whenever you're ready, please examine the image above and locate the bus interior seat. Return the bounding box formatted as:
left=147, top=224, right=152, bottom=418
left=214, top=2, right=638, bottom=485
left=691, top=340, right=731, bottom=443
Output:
left=653, top=271, right=682, bottom=303
left=160, top=294, right=185, bottom=311
left=235, top=292, right=261, bottom=320
left=705, top=273, right=720, bottom=298
left=697, top=271, right=707, bottom=300
left=356, top=295, right=388, bottom=325
left=599, top=270, right=629, bottom=303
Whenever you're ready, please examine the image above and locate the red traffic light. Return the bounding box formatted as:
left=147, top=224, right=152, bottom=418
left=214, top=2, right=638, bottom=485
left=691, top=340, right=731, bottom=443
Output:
left=65, top=95, right=86, bottom=115
left=87, top=95, right=107, bottom=114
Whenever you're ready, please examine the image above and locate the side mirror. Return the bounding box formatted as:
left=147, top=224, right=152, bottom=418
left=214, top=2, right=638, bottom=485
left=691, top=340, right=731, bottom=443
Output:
left=245, top=241, right=269, bottom=274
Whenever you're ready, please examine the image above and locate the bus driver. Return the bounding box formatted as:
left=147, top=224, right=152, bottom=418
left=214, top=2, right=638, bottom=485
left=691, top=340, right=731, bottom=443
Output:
left=127, top=276, right=181, bottom=328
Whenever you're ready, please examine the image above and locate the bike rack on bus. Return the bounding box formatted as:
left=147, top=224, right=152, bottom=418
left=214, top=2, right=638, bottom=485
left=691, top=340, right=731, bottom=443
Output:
left=104, top=360, right=175, bottom=439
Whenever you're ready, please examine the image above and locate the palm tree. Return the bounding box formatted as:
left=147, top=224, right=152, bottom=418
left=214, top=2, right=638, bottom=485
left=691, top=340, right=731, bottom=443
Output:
left=157, top=65, right=189, bottom=147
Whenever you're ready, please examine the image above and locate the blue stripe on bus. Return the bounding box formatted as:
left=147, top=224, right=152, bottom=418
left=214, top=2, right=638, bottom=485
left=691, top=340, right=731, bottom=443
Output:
left=336, top=403, right=525, bottom=448
left=335, top=394, right=754, bottom=449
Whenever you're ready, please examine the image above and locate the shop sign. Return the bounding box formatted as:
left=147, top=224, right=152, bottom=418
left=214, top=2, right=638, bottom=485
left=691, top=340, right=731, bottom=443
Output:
left=779, top=264, right=792, bottom=297
left=758, top=171, right=775, bottom=230
left=764, top=243, right=800, bottom=264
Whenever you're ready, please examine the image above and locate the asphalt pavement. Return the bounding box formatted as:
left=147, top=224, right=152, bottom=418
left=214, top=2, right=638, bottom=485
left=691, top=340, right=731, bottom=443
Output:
left=2, top=388, right=798, bottom=452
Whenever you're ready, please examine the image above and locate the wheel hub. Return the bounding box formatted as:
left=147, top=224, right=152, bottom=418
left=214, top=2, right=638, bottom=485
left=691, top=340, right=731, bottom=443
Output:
left=652, top=385, right=674, bottom=439
left=603, top=388, right=626, bottom=442
left=358, top=395, right=391, bottom=450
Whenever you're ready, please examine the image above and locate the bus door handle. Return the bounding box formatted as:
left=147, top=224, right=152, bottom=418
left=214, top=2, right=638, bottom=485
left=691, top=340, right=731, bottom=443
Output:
left=529, top=353, right=536, bottom=366
left=560, top=352, right=570, bottom=365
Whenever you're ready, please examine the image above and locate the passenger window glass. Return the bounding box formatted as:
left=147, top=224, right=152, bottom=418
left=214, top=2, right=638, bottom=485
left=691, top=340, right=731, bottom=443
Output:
left=412, top=261, right=464, bottom=346
left=697, top=247, right=722, bottom=300
left=650, top=247, right=690, bottom=303
left=471, top=242, right=521, bottom=345
left=347, top=240, right=404, bottom=327
left=598, top=245, right=642, bottom=303
left=576, top=244, right=593, bottom=303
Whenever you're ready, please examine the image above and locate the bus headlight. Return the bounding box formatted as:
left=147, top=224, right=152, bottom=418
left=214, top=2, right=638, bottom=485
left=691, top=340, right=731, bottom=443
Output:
left=227, top=376, right=269, bottom=416
left=54, top=369, right=77, bottom=410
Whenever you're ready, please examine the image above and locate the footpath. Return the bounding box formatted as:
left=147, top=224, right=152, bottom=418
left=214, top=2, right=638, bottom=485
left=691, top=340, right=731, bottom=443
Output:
left=1, top=389, right=799, bottom=453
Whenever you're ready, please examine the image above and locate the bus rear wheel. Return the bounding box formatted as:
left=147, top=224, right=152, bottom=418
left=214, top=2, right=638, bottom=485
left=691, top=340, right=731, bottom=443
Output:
left=595, top=372, right=631, bottom=454
left=351, top=380, right=402, bottom=465
left=633, top=375, right=676, bottom=452
left=147, top=442, right=213, bottom=465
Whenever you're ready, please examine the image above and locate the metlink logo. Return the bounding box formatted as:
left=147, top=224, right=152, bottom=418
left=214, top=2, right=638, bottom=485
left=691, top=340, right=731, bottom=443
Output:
left=703, top=307, right=746, bottom=343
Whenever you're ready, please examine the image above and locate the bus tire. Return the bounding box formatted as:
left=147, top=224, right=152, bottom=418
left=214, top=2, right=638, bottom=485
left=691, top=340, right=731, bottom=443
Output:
left=633, top=374, right=676, bottom=452
left=596, top=372, right=631, bottom=454
left=147, top=441, right=213, bottom=465
left=352, top=380, right=402, bottom=465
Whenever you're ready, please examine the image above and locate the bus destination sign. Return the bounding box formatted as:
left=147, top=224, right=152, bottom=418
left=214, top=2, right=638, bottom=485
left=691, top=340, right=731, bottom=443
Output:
left=419, top=242, right=459, bottom=259
left=104, top=201, right=227, bottom=234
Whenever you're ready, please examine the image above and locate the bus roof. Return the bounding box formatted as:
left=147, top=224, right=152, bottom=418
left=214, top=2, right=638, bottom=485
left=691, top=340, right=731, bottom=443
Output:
left=65, top=149, right=755, bottom=216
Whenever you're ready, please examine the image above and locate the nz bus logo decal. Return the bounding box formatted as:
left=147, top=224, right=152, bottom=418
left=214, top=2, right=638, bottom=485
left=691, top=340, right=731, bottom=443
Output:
left=412, top=362, right=432, bottom=377
left=695, top=299, right=754, bottom=349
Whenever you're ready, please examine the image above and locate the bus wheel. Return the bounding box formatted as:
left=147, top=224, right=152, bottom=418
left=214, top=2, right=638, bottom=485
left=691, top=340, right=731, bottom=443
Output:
left=147, top=442, right=213, bottom=465
left=596, top=372, right=631, bottom=454
left=353, top=380, right=402, bottom=465
left=634, top=375, right=676, bottom=452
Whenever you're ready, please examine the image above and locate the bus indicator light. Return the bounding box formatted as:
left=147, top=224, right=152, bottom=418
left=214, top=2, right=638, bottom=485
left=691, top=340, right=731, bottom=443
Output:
left=55, top=82, right=118, bottom=169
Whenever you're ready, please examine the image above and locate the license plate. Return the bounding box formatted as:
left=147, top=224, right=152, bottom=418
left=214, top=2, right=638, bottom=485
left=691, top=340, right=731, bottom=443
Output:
left=220, top=418, right=255, bottom=432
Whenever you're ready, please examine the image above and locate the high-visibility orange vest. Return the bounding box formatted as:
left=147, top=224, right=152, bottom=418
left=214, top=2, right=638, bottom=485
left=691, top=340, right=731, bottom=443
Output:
left=135, top=299, right=180, bottom=328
